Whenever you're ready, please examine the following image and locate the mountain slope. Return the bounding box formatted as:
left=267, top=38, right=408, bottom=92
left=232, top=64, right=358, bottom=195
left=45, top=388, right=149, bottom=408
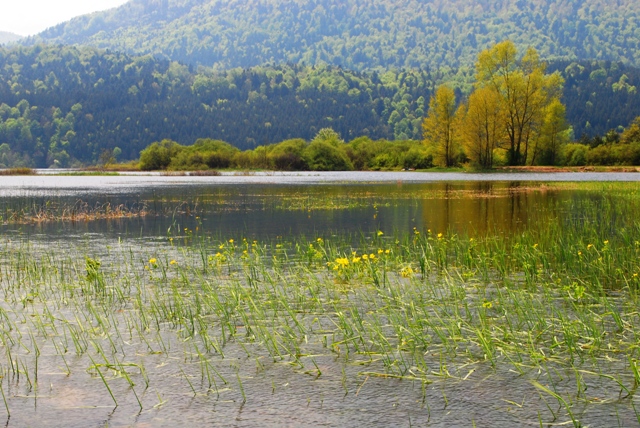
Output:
left=0, top=31, right=21, bottom=44
left=26, top=0, right=640, bottom=70
left=1, top=45, right=639, bottom=167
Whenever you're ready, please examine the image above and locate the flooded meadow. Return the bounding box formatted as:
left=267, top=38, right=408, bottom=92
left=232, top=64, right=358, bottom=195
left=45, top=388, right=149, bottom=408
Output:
left=0, top=172, right=639, bottom=427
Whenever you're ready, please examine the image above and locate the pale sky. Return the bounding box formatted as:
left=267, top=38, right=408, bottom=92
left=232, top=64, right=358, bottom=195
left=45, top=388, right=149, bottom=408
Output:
left=1, top=0, right=130, bottom=37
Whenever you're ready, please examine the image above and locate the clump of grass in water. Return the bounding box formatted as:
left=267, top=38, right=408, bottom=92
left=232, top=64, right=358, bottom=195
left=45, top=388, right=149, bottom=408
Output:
left=0, top=167, right=36, bottom=176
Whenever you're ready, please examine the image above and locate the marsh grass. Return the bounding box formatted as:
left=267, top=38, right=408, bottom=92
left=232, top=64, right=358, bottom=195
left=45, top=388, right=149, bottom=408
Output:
left=0, top=200, right=150, bottom=224
left=0, top=197, right=206, bottom=225
left=0, top=168, right=36, bottom=176
left=0, top=183, right=639, bottom=425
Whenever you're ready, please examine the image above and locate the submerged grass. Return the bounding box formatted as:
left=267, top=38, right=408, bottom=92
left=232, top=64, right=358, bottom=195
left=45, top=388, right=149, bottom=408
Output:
left=0, top=183, right=638, bottom=424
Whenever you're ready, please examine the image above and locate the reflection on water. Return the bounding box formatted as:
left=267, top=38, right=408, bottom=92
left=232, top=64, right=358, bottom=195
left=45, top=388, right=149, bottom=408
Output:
left=0, top=181, right=585, bottom=240
left=1, top=178, right=638, bottom=427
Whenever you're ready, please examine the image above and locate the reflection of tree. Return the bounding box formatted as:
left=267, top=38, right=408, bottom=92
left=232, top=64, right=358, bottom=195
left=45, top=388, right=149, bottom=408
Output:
left=420, top=182, right=555, bottom=237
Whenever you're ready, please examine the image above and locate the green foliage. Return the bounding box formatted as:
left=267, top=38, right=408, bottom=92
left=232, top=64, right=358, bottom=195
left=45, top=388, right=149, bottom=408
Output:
left=585, top=142, right=640, bottom=166
left=139, top=139, right=182, bottom=170
left=550, top=61, right=640, bottom=138
left=1, top=45, right=640, bottom=166
left=561, top=143, right=588, bottom=166
left=0, top=45, right=438, bottom=166
left=301, top=141, right=352, bottom=171
left=303, top=130, right=353, bottom=171
left=26, top=0, right=640, bottom=71
left=267, top=139, right=308, bottom=170
left=558, top=118, right=640, bottom=166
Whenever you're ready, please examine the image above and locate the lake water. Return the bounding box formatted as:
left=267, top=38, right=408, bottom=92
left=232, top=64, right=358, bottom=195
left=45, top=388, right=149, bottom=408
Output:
left=3, top=171, right=638, bottom=240
left=0, top=172, right=639, bottom=427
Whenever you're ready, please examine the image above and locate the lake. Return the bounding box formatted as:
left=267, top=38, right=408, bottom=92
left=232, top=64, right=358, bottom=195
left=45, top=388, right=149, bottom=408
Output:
left=0, top=172, right=639, bottom=427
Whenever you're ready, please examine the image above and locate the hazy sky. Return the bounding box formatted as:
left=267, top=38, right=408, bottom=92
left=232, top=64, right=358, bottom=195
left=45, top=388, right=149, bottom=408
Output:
left=1, top=0, right=130, bottom=36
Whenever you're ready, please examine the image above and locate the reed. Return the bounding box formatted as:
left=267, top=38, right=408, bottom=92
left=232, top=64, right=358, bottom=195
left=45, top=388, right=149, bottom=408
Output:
left=0, top=168, right=36, bottom=176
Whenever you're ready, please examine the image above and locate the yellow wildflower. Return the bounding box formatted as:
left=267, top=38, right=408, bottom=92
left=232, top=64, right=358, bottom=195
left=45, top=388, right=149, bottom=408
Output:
left=148, top=258, right=157, bottom=264
left=170, top=260, right=178, bottom=265
left=335, top=257, right=349, bottom=267
left=377, top=231, right=384, bottom=236
left=400, top=266, right=414, bottom=278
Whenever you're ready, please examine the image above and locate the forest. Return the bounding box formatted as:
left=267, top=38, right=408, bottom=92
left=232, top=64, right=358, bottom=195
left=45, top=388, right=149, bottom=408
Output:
left=25, top=0, right=640, bottom=71
left=0, top=45, right=639, bottom=167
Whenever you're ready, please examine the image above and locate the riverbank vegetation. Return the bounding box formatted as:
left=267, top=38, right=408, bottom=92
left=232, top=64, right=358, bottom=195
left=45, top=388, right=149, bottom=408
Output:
left=136, top=119, right=640, bottom=172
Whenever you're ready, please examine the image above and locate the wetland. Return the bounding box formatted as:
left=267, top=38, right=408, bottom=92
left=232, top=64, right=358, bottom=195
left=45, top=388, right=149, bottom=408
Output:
left=0, top=173, right=639, bottom=427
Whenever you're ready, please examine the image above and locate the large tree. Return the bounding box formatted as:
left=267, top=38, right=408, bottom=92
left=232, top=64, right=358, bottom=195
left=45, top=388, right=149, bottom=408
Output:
left=422, top=85, right=462, bottom=167
left=475, top=41, right=564, bottom=166
left=461, top=86, right=505, bottom=169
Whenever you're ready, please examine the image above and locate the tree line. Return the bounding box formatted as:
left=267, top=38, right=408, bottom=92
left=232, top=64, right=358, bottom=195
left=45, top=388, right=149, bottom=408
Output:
left=134, top=119, right=640, bottom=172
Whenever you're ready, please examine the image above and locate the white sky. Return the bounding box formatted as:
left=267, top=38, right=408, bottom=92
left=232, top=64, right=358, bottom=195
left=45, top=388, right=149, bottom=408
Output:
left=1, top=0, right=130, bottom=37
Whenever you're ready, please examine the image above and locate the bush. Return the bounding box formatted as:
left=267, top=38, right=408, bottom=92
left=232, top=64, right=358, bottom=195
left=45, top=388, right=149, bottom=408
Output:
left=302, top=141, right=353, bottom=171
left=268, top=139, right=307, bottom=170
left=402, top=147, right=433, bottom=169
left=204, top=151, right=232, bottom=169
left=562, top=143, right=588, bottom=166
left=139, top=139, right=182, bottom=170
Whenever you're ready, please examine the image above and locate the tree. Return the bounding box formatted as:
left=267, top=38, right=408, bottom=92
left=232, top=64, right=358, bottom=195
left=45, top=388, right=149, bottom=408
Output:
left=476, top=41, right=564, bottom=165
left=422, top=85, right=461, bottom=167
left=621, top=117, right=640, bottom=144
left=462, top=87, right=505, bottom=169
left=535, top=99, right=570, bottom=165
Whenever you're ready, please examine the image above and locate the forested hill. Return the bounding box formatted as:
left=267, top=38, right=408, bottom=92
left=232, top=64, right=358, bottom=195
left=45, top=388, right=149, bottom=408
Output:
left=0, top=32, right=21, bottom=45
left=25, top=0, right=640, bottom=70
left=1, top=45, right=639, bottom=167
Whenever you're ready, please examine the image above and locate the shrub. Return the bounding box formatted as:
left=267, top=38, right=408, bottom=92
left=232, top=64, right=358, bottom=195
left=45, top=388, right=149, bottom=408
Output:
left=139, top=139, right=182, bottom=170
left=402, top=148, right=433, bottom=169
left=562, top=143, right=588, bottom=166
left=302, top=140, right=353, bottom=171
left=268, top=139, right=307, bottom=170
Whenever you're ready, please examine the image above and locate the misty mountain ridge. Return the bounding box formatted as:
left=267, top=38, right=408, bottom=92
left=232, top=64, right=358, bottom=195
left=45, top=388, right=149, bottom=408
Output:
left=0, top=31, right=22, bottom=45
